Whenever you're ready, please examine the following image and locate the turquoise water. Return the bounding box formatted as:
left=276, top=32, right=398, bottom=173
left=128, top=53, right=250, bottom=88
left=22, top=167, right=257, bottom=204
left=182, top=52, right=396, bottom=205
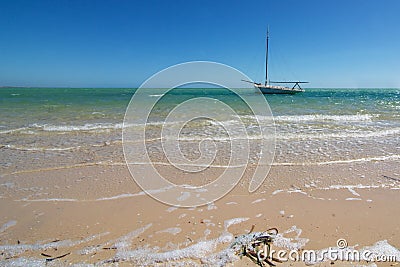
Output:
left=0, top=87, right=399, bottom=173
left=1, top=87, right=399, bottom=129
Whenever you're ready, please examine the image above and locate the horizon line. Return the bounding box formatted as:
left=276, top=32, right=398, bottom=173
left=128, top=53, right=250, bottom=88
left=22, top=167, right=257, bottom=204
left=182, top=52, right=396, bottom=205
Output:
left=1, top=86, right=399, bottom=90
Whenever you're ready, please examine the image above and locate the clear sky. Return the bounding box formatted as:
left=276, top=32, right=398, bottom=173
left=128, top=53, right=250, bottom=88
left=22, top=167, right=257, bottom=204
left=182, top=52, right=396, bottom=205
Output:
left=1, top=0, right=399, bottom=88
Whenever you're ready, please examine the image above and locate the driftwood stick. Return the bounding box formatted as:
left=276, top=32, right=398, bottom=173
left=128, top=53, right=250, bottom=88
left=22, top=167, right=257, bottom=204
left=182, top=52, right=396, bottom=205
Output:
left=248, top=224, right=255, bottom=234
left=45, top=252, right=70, bottom=262
left=382, top=175, right=400, bottom=182
left=102, top=246, right=117, bottom=250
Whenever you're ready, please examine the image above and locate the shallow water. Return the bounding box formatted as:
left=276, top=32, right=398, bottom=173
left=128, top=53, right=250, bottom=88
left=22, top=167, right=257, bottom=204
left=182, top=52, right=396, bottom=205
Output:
left=1, top=87, right=399, bottom=174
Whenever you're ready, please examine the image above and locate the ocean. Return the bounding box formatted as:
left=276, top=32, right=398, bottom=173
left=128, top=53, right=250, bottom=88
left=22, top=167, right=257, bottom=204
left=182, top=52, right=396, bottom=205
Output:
left=1, top=87, right=399, bottom=175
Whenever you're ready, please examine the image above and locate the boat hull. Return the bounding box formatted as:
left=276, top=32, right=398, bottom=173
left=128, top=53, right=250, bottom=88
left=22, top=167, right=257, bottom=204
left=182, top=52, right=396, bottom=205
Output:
left=256, top=85, right=304, bottom=94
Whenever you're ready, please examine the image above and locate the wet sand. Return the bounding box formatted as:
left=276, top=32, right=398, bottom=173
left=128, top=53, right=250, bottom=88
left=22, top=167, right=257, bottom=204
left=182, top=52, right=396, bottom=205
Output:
left=1, top=159, right=399, bottom=266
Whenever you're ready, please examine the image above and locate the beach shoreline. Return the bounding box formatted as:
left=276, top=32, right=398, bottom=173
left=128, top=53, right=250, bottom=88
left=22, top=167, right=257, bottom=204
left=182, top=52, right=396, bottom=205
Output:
left=1, top=160, right=399, bottom=266
left=1, top=87, right=399, bottom=265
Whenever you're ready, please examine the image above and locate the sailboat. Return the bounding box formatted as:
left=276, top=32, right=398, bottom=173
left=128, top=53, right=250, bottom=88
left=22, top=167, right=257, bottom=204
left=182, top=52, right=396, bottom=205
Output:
left=243, top=28, right=308, bottom=94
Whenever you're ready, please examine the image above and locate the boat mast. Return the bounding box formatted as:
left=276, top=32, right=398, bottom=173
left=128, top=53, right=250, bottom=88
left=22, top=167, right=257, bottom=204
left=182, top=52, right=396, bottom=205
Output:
left=265, top=27, right=269, bottom=86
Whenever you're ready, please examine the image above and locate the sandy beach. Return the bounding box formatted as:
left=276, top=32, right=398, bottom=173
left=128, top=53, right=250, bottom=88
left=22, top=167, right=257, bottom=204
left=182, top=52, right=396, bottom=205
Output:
left=1, top=156, right=399, bottom=266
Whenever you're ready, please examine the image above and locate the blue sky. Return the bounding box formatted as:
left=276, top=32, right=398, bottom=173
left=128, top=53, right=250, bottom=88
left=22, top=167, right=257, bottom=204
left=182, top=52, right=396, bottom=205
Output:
left=1, top=0, right=399, bottom=88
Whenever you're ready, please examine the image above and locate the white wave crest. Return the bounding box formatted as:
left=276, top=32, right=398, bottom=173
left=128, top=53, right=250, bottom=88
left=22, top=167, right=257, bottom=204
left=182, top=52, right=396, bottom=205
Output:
left=274, top=114, right=377, bottom=122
